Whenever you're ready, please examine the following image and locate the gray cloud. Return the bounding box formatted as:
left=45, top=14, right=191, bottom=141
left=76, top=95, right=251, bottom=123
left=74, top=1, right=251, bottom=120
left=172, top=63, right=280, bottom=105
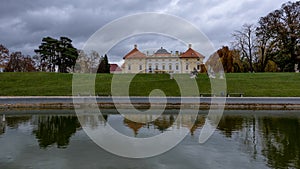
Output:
left=0, top=0, right=291, bottom=63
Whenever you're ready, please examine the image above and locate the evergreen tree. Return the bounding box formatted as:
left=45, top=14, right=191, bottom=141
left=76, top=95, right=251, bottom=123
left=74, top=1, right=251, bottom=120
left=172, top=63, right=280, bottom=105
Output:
left=35, top=36, right=78, bottom=73
left=97, top=54, right=110, bottom=73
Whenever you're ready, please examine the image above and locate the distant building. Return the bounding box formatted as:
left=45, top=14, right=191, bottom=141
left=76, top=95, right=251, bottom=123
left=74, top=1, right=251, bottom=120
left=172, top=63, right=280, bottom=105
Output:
left=122, top=44, right=205, bottom=74
left=110, top=64, right=122, bottom=74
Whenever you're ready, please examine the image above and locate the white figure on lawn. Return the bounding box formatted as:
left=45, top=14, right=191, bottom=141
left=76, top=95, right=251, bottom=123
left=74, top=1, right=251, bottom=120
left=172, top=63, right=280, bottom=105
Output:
left=208, top=65, right=216, bottom=79
left=219, top=70, right=225, bottom=79
left=190, top=68, right=198, bottom=79
left=295, top=64, right=299, bottom=73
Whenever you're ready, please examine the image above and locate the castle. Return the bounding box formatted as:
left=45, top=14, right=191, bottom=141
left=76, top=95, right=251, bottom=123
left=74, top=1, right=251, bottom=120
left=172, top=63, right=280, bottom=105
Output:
left=122, top=44, right=205, bottom=74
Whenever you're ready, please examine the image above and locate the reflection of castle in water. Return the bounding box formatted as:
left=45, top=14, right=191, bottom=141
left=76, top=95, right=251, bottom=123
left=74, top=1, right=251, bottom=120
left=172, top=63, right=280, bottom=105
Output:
left=122, top=114, right=206, bottom=136
left=77, top=114, right=108, bottom=129
left=78, top=113, right=206, bottom=136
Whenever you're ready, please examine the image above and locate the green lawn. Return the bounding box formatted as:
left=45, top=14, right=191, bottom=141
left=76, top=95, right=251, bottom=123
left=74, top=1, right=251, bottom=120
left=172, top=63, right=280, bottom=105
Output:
left=0, top=72, right=299, bottom=97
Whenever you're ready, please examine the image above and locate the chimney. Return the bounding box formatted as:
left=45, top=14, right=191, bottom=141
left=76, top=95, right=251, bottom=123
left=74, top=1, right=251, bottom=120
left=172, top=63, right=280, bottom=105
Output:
left=188, top=44, right=192, bottom=49
left=134, top=44, right=137, bottom=49
left=175, top=51, right=179, bottom=55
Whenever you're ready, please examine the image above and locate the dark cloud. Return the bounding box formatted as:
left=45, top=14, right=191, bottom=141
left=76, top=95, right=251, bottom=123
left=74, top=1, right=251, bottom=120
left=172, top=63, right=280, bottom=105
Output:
left=107, top=34, right=187, bottom=62
left=0, top=0, right=290, bottom=63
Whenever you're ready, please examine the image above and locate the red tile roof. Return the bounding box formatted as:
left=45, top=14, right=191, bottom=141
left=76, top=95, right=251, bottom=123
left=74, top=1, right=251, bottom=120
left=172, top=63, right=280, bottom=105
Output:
left=123, top=46, right=146, bottom=59
left=180, top=48, right=205, bottom=59
left=110, top=64, right=122, bottom=72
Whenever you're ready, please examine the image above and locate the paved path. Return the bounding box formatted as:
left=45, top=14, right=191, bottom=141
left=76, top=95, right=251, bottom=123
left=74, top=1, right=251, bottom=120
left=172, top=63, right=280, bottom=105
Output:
left=0, top=96, right=300, bottom=104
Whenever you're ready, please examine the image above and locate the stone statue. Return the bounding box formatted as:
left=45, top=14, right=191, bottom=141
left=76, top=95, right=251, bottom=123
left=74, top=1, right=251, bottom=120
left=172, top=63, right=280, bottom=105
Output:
left=190, top=68, right=198, bottom=79
left=219, top=70, right=225, bottom=79
left=208, top=65, right=216, bottom=79
left=295, top=64, right=299, bottom=73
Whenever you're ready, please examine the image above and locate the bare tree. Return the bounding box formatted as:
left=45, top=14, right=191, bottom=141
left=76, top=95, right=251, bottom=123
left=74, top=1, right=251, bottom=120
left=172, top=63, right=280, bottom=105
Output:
left=5, top=52, right=23, bottom=72
left=232, top=24, right=257, bottom=72
left=5, top=52, right=36, bottom=72
left=0, top=44, right=9, bottom=71
left=75, top=50, right=101, bottom=73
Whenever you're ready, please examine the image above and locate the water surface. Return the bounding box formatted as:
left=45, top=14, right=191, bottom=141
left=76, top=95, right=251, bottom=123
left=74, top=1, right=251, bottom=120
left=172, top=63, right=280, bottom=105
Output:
left=0, top=110, right=299, bottom=169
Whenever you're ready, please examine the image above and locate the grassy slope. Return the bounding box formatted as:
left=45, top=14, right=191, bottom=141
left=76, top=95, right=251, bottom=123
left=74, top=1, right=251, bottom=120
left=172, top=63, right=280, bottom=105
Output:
left=0, top=72, right=299, bottom=96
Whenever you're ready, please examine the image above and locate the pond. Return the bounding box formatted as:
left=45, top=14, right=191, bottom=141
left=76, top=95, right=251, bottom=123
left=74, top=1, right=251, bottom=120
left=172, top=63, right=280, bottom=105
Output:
left=0, top=109, right=299, bottom=169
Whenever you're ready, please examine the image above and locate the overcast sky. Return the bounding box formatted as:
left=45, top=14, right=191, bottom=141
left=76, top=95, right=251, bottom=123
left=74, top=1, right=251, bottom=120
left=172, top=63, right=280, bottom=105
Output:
left=0, top=0, right=292, bottom=64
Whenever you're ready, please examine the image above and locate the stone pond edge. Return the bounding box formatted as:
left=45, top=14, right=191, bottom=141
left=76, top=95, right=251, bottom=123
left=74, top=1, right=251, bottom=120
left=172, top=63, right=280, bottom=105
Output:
left=1, top=96, right=300, bottom=110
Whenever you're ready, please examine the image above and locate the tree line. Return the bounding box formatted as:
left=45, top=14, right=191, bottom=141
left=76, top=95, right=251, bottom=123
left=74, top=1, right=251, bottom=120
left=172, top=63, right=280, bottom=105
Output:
left=213, top=1, right=300, bottom=73
left=0, top=37, right=110, bottom=73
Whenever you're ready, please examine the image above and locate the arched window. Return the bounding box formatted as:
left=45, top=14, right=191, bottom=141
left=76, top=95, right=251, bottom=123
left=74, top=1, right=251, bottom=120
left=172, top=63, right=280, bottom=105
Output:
left=149, top=64, right=152, bottom=72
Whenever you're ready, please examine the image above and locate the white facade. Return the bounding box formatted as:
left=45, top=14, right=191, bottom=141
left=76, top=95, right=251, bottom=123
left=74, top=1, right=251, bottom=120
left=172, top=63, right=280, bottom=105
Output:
left=145, top=53, right=181, bottom=73
left=122, top=45, right=204, bottom=74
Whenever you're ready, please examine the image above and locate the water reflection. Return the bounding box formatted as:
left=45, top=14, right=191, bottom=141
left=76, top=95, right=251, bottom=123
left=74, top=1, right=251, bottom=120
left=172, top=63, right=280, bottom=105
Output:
left=6, top=115, right=32, bottom=129
left=0, top=115, right=5, bottom=135
left=217, top=115, right=244, bottom=137
left=0, top=111, right=300, bottom=169
left=215, top=114, right=300, bottom=169
left=33, top=116, right=81, bottom=148
left=0, top=114, right=32, bottom=135
left=260, top=117, right=300, bottom=169
left=122, top=114, right=206, bottom=136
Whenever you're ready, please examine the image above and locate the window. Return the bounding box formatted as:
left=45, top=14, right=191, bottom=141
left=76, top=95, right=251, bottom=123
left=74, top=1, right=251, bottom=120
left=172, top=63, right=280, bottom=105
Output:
left=162, top=65, right=165, bottom=70
left=197, top=65, right=200, bottom=70
left=186, top=59, right=188, bottom=61
left=176, top=64, right=179, bottom=70
left=186, top=64, right=189, bottom=70
left=155, top=64, right=159, bottom=70
left=139, top=65, right=142, bottom=70
left=169, top=64, right=172, bottom=70
left=128, top=65, right=131, bottom=70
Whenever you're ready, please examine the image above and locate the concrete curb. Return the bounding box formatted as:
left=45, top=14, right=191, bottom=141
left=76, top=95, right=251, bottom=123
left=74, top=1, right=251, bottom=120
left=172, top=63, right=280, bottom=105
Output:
left=1, top=96, right=300, bottom=110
